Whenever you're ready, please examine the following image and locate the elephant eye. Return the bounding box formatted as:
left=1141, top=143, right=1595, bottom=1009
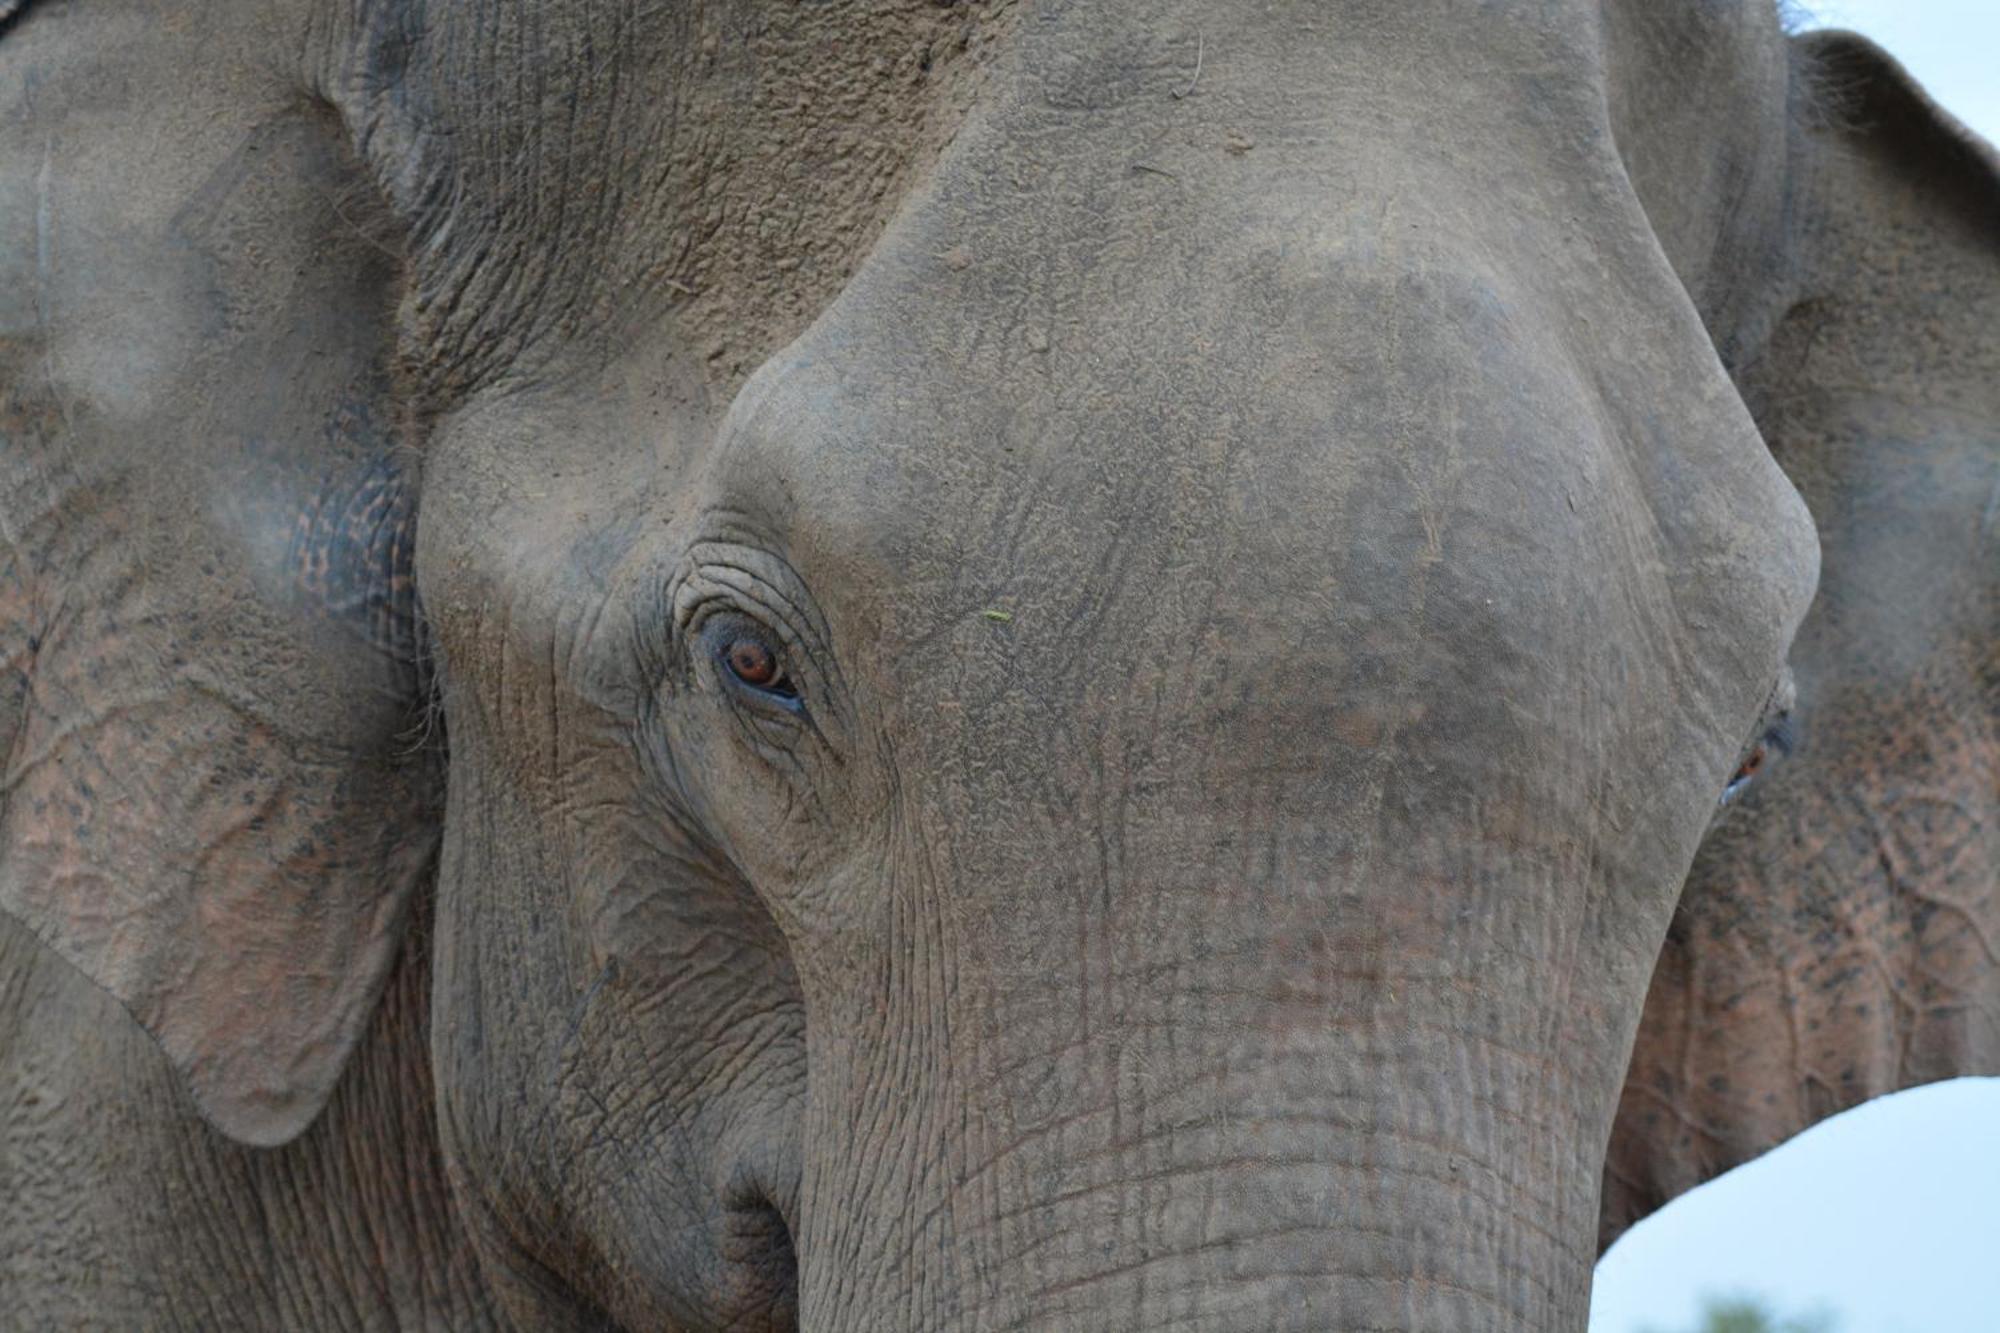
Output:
left=727, top=638, right=777, bottom=685
left=1724, top=742, right=1769, bottom=795
left=721, top=633, right=799, bottom=702
left=1720, top=669, right=1799, bottom=807
left=1720, top=713, right=1797, bottom=806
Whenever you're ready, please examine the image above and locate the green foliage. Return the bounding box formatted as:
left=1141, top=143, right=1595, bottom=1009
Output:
left=1642, top=1294, right=1838, bottom=1333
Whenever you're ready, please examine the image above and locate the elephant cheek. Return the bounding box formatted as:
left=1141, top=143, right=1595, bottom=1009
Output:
left=424, top=711, right=809, bottom=1329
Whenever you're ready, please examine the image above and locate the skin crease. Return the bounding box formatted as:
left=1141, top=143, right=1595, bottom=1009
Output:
left=0, top=4, right=1990, bottom=1333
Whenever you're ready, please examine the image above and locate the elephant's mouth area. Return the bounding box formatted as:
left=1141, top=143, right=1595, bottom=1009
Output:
left=715, top=1180, right=800, bottom=1331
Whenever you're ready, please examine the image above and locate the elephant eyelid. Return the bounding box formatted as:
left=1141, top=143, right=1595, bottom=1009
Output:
left=671, top=544, right=826, bottom=638
left=668, top=566, right=814, bottom=676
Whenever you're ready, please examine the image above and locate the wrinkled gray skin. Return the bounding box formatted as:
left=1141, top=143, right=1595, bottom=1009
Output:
left=1, top=1, right=1993, bottom=1328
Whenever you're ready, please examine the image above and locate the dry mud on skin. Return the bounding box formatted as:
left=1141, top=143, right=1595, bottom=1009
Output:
left=639, top=3, right=1022, bottom=394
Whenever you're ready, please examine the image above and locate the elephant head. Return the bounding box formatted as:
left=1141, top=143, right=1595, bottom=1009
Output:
left=0, top=1, right=1991, bottom=1329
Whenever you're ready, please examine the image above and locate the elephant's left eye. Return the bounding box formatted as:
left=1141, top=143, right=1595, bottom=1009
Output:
left=1719, top=669, right=1798, bottom=807
left=1720, top=713, right=1797, bottom=805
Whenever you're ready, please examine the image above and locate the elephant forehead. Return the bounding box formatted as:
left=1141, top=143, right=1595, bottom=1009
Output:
left=693, top=55, right=1817, bottom=762
left=697, top=243, right=1812, bottom=833
left=718, top=257, right=1650, bottom=645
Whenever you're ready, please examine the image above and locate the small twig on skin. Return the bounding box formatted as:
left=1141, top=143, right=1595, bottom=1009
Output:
left=1130, top=163, right=1180, bottom=181
left=319, top=186, right=403, bottom=263
left=1171, top=31, right=1204, bottom=100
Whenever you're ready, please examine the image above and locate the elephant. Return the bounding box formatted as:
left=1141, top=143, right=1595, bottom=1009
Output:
left=0, top=0, right=1992, bottom=1327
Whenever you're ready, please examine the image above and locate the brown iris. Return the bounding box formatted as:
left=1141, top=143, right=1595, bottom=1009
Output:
left=1733, top=743, right=1768, bottom=783
left=725, top=637, right=781, bottom=688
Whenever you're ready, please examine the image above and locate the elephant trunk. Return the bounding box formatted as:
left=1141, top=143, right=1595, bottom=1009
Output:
left=789, top=826, right=1636, bottom=1330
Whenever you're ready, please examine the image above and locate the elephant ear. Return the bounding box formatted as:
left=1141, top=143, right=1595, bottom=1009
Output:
left=0, top=36, right=430, bottom=1148
left=1604, top=32, right=2000, bottom=1245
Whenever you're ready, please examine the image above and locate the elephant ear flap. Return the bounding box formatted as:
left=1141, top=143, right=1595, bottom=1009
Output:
left=1764, top=30, right=2000, bottom=416
left=0, top=106, right=434, bottom=1147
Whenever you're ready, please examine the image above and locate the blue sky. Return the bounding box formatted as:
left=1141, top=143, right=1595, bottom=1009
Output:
left=1592, top=1080, right=2000, bottom=1332
left=1591, top=5, right=1999, bottom=1332
left=1797, top=1, right=2000, bottom=143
